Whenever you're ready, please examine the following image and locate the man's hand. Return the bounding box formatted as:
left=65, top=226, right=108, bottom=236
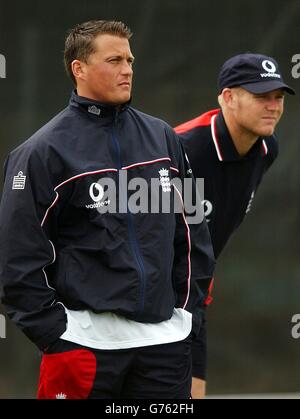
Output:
left=192, top=377, right=206, bottom=399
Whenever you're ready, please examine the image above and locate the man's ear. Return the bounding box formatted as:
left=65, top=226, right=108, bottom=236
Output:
left=222, top=88, right=237, bottom=110
left=71, top=60, right=87, bottom=82
left=218, top=94, right=224, bottom=108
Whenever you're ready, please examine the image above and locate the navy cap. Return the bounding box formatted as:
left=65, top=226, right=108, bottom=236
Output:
left=218, top=53, right=295, bottom=95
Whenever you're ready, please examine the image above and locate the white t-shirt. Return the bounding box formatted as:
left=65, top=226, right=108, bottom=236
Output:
left=60, top=307, right=192, bottom=350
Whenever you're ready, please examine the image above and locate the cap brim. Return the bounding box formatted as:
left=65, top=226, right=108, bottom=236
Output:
left=241, top=80, right=295, bottom=95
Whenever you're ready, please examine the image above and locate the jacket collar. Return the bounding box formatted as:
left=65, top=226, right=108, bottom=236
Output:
left=211, top=110, right=269, bottom=162
left=69, top=90, right=131, bottom=118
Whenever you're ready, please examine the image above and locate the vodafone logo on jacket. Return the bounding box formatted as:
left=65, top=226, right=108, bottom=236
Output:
left=86, top=182, right=110, bottom=209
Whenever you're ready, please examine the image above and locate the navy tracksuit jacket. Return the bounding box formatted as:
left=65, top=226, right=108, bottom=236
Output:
left=0, top=91, right=215, bottom=352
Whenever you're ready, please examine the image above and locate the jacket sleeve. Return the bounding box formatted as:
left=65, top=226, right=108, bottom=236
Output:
left=0, top=145, right=67, bottom=350
left=169, top=128, right=216, bottom=326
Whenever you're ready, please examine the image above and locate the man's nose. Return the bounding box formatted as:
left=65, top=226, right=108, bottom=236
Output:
left=121, top=61, right=133, bottom=76
left=266, top=99, right=280, bottom=112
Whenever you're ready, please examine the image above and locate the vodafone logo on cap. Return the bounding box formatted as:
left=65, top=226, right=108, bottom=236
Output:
left=260, top=60, right=281, bottom=79
left=262, top=60, right=277, bottom=73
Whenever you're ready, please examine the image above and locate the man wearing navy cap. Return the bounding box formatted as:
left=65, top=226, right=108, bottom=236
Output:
left=175, top=53, right=295, bottom=398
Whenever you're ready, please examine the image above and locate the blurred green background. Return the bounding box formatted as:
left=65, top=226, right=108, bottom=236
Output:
left=0, top=0, right=299, bottom=398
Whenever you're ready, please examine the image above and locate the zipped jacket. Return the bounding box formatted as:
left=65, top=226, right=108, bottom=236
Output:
left=0, top=91, right=215, bottom=350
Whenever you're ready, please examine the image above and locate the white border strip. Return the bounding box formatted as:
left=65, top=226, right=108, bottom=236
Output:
left=262, top=140, right=269, bottom=156
left=211, top=114, right=223, bottom=162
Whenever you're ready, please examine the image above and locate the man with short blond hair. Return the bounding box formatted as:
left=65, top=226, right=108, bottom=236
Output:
left=175, top=53, right=295, bottom=398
